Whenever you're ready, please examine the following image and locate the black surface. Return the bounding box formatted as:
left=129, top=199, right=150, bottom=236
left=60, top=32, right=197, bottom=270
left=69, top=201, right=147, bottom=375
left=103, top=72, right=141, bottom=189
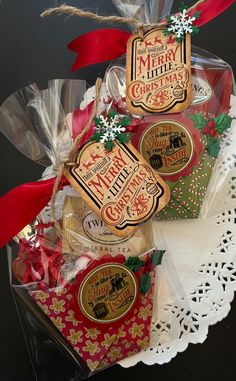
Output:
left=0, top=1, right=236, bottom=380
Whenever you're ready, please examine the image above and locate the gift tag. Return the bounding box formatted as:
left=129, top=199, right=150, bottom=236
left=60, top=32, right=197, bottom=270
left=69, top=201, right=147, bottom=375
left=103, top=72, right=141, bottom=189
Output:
left=65, top=140, right=170, bottom=237
left=126, top=27, right=191, bottom=114
left=132, top=115, right=202, bottom=182
left=78, top=263, right=137, bottom=323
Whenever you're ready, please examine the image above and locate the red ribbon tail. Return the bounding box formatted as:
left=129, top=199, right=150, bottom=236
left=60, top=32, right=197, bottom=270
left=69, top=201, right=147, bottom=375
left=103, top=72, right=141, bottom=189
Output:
left=190, top=0, right=235, bottom=27
left=68, top=28, right=131, bottom=72
left=0, top=177, right=63, bottom=248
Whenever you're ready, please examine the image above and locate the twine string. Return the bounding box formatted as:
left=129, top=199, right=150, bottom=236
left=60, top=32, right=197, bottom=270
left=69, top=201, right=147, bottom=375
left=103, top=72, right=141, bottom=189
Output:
left=41, top=3, right=166, bottom=38
left=41, top=4, right=155, bottom=29
left=41, top=1, right=205, bottom=36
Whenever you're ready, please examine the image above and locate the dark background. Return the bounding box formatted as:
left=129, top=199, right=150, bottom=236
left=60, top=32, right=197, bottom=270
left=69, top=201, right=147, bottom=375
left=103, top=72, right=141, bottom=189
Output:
left=0, top=1, right=235, bottom=380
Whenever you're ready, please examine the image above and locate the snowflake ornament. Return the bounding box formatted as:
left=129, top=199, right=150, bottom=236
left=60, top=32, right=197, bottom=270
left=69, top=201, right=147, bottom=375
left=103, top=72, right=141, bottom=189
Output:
left=92, top=110, right=131, bottom=151
left=166, top=4, right=201, bottom=42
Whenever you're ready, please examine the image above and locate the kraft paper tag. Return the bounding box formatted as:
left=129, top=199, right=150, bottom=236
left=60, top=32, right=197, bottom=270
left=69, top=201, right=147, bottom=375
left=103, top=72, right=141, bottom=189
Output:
left=126, top=27, right=191, bottom=114
left=64, top=140, right=170, bottom=237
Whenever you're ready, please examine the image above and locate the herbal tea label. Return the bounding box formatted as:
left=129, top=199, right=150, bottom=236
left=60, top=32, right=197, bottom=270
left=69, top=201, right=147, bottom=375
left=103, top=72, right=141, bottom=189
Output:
left=78, top=263, right=137, bottom=323
left=65, top=140, right=170, bottom=237
left=126, top=27, right=191, bottom=114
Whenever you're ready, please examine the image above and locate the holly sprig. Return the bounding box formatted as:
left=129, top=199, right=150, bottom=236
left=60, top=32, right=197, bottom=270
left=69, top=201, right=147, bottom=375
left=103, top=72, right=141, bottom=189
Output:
left=125, top=250, right=165, bottom=295
left=164, top=2, right=201, bottom=43
left=191, top=113, right=233, bottom=158
left=92, top=109, right=131, bottom=152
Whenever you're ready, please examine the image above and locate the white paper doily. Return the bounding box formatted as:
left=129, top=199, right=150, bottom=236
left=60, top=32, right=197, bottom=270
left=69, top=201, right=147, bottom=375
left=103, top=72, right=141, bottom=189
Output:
left=120, top=113, right=236, bottom=367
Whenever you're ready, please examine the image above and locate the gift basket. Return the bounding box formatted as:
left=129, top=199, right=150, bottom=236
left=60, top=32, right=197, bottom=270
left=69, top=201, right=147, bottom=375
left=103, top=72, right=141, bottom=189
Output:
left=0, top=0, right=236, bottom=380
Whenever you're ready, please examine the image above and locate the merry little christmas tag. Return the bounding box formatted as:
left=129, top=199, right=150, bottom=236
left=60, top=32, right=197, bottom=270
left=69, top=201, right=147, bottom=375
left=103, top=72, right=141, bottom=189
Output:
left=65, top=140, right=170, bottom=237
left=126, top=27, right=191, bottom=114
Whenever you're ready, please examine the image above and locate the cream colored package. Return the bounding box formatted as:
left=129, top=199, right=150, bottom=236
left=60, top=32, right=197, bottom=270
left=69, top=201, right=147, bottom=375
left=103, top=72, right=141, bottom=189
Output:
left=62, top=196, right=155, bottom=257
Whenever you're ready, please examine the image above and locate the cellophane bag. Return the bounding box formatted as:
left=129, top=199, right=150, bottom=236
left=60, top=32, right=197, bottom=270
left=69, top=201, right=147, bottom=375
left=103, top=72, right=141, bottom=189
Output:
left=0, top=79, right=165, bottom=380
left=106, top=0, right=235, bottom=220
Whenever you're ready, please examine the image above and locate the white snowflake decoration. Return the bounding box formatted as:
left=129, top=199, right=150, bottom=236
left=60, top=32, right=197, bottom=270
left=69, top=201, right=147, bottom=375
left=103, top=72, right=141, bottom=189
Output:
left=168, top=9, right=196, bottom=39
left=96, top=114, right=126, bottom=143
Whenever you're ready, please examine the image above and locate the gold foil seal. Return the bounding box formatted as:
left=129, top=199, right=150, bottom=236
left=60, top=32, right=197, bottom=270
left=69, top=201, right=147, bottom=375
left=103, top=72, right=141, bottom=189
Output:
left=78, top=263, right=137, bottom=323
left=139, top=120, right=194, bottom=176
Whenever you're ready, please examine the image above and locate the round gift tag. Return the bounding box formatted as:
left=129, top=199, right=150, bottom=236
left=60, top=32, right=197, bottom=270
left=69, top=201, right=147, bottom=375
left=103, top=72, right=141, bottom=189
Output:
left=140, top=120, right=194, bottom=176
left=133, top=115, right=202, bottom=182
left=78, top=263, right=138, bottom=324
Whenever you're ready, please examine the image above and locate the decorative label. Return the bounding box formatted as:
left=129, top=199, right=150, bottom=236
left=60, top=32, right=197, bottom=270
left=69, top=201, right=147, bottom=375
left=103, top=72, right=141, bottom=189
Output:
left=65, top=141, right=170, bottom=237
left=191, top=75, right=213, bottom=105
left=126, top=27, right=191, bottom=114
left=78, top=263, right=137, bottom=323
left=139, top=121, right=194, bottom=176
left=82, top=212, right=131, bottom=244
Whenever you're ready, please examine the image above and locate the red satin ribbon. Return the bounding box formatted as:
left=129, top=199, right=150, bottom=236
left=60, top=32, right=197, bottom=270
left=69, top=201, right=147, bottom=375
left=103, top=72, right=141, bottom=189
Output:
left=0, top=177, right=68, bottom=248
left=68, top=0, right=235, bottom=71
left=72, top=101, right=95, bottom=142
left=68, top=28, right=131, bottom=72
left=189, top=0, right=235, bottom=27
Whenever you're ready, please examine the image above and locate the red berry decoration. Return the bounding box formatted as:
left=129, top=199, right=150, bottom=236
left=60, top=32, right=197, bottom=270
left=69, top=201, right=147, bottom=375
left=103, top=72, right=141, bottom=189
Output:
left=202, top=126, right=209, bottom=134
left=207, top=120, right=216, bottom=129
left=209, top=128, right=217, bottom=137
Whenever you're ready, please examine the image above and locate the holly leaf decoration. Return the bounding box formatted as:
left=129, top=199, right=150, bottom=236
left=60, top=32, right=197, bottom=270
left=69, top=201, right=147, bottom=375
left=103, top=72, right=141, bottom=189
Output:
left=119, top=116, right=131, bottom=127
left=124, top=257, right=144, bottom=272
left=191, top=113, right=208, bottom=129
left=151, top=250, right=166, bottom=266
left=104, top=140, right=114, bottom=152
left=193, top=10, right=202, bottom=19
left=191, top=25, right=200, bottom=34
left=179, top=1, right=186, bottom=12
left=140, top=273, right=151, bottom=295
left=91, top=109, right=134, bottom=151
left=176, top=36, right=184, bottom=43
left=94, top=116, right=103, bottom=128
left=214, top=113, right=233, bottom=134
left=108, top=109, right=117, bottom=119
left=207, top=138, right=221, bottom=158
left=91, top=131, right=103, bottom=142
left=166, top=14, right=173, bottom=23
left=117, top=133, right=131, bottom=144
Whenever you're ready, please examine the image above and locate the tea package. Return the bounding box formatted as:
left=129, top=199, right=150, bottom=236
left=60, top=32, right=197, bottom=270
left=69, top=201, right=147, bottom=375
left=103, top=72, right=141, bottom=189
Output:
left=62, top=195, right=155, bottom=257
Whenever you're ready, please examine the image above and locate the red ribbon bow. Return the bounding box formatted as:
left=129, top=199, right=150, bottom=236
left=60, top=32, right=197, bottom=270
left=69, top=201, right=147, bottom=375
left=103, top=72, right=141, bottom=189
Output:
left=68, top=0, right=235, bottom=71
